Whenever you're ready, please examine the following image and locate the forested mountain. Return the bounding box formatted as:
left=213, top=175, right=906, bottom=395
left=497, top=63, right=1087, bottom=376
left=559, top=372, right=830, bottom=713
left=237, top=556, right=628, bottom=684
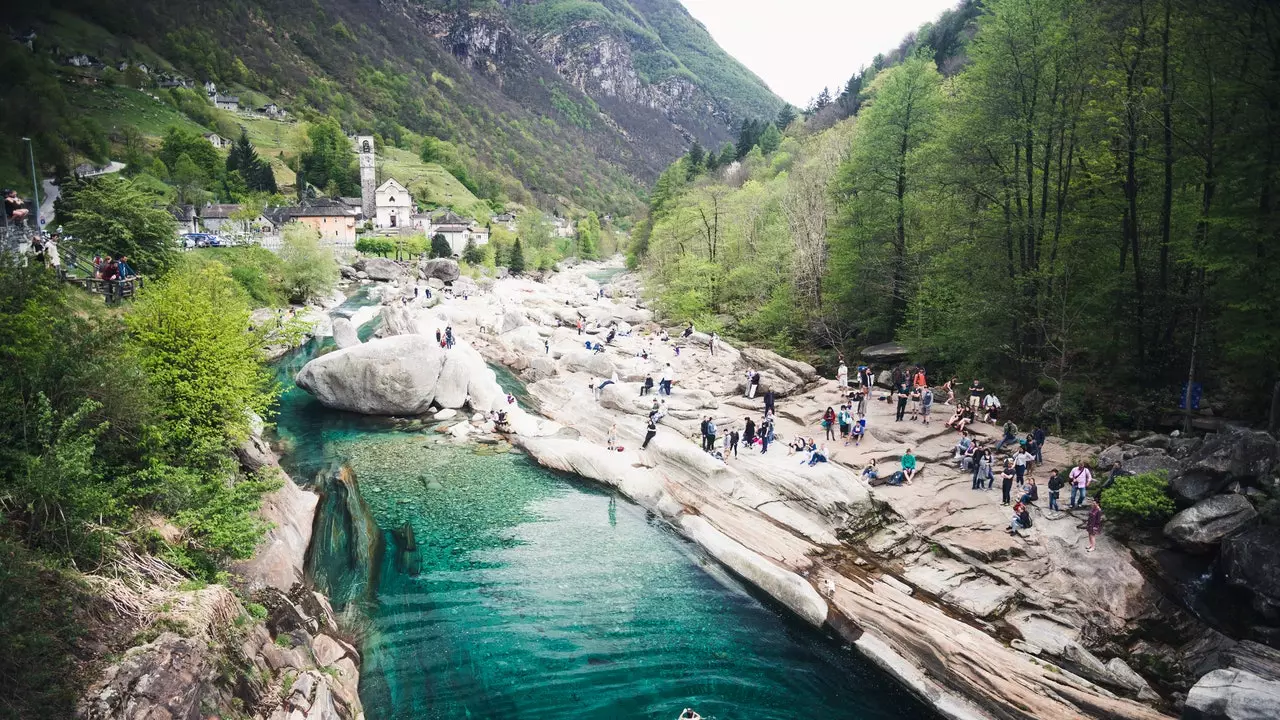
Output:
left=636, top=0, right=1280, bottom=429
left=4, top=0, right=782, bottom=214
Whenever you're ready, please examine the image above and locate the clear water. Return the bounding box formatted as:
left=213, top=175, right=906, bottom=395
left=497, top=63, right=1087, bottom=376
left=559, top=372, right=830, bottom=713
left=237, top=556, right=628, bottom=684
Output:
left=585, top=267, right=628, bottom=285
left=272, top=305, right=937, bottom=720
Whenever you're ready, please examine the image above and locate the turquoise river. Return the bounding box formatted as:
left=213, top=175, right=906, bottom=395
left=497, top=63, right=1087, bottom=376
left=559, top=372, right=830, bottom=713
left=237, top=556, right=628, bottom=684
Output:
left=270, top=295, right=937, bottom=720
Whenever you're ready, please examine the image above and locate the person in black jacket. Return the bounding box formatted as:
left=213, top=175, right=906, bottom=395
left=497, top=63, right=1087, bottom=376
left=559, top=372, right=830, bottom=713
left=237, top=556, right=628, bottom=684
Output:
left=642, top=415, right=658, bottom=449
left=1046, top=469, right=1063, bottom=511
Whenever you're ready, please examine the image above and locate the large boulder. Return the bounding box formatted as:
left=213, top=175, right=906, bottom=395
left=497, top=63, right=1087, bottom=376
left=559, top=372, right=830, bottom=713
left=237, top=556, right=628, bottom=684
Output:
left=332, top=316, right=360, bottom=349
left=355, top=256, right=404, bottom=282
left=377, top=305, right=420, bottom=337
left=561, top=349, right=617, bottom=379
left=1221, top=527, right=1280, bottom=620
left=1178, top=427, right=1280, bottom=504
left=499, top=308, right=527, bottom=334
left=1185, top=668, right=1280, bottom=720
left=420, top=258, right=461, bottom=283
left=740, top=347, right=817, bottom=396
left=295, top=335, right=446, bottom=415
left=1164, top=494, right=1258, bottom=553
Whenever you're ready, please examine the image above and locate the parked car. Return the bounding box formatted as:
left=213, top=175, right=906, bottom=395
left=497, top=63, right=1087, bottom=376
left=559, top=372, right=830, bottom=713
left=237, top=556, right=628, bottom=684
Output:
left=181, top=232, right=224, bottom=248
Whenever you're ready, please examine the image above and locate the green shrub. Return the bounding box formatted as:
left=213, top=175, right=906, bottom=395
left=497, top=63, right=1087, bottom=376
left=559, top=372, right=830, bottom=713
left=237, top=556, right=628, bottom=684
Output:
left=0, top=537, right=85, bottom=720
left=1099, top=471, right=1176, bottom=524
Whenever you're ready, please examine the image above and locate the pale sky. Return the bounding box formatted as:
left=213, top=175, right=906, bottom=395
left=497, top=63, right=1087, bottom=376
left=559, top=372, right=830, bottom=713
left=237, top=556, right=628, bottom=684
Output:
left=679, top=0, right=961, bottom=107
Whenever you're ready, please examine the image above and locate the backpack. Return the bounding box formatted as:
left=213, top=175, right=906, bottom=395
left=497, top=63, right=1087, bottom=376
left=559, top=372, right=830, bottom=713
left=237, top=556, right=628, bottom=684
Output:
left=1020, top=510, right=1032, bottom=528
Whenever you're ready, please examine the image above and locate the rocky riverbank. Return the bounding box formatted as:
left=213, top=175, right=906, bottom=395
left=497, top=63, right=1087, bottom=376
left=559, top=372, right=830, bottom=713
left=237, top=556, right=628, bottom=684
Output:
left=289, top=257, right=1280, bottom=719
left=79, top=422, right=366, bottom=720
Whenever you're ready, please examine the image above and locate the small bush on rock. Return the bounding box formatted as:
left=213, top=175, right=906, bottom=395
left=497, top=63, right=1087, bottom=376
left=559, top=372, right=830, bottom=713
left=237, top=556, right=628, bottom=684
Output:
left=1100, top=470, right=1176, bottom=525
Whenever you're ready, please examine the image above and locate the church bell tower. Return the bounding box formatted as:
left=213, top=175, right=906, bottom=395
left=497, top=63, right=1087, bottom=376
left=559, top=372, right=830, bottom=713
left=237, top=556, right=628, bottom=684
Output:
left=356, top=135, right=376, bottom=220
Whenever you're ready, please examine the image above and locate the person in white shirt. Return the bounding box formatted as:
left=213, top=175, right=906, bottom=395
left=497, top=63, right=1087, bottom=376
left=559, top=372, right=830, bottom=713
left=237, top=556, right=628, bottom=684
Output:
left=982, top=393, right=1002, bottom=422
left=1069, top=462, right=1093, bottom=509
left=837, top=361, right=849, bottom=389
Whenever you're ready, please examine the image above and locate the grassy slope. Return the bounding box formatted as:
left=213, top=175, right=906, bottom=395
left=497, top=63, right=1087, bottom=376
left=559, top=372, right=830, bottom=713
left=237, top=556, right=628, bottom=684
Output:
left=39, top=0, right=648, bottom=217
left=60, top=72, right=487, bottom=216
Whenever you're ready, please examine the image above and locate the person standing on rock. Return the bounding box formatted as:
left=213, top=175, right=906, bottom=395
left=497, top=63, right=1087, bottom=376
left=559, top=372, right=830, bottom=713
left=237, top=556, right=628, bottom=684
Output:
left=642, top=414, right=658, bottom=450
left=860, top=365, right=873, bottom=395
left=709, top=332, right=718, bottom=355
left=445, top=326, right=455, bottom=349
left=822, top=407, right=836, bottom=441
left=838, top=405, right=852, bottom=445
left=764, top=389, right=775, bottom=415
left=660, top=364, right=672, bottom=396
left=607, top=423, right=618, bottom=451
left=760, top=417, right=773, bottom=454
left=747, top=370, right=760, bottom=399
left=895, top=389, right=909, bottom=422
left=1086, top=497, right=1104, bottom=552
left=727, top=426, right=740, bottom=458
left=699, top=417, right=710, bottom=451
left=1046, top=469, right=1064, bottom=511
left=921, top=387, right=934, bottom=425
left=1032, top=426, right=1046, bottom=463
left=969, top=379, right=984, bottom=410
left=744, top=417, right=756, bottom=447
left=999, top=459, right=1016, bottom=505
left=943, top=377, right=957, bottom=405
left=838, top=361, right=849, bottom=389
left=1013, top=445, right=1034, bottom=487
left=577, top=318, right=584, bottom=335
left=705, top=418, right=717, bottom=453
left=1069, top=461, right=1093, bottom=509
left=544, top=339, right=550, bottom=354
left=908, top=386, right=922, bottom=421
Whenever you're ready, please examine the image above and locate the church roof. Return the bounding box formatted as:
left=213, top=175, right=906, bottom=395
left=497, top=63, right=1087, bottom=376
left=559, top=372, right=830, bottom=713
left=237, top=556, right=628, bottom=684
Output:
left=376, top=178, right=408, bottom=193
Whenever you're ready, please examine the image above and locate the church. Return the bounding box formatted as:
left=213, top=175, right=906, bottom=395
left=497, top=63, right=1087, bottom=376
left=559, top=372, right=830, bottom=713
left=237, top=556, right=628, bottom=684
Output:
left=374, top=178, right=413, bottom=228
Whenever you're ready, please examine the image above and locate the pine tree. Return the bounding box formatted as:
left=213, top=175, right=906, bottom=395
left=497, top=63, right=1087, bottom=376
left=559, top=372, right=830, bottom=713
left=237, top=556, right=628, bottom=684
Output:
left=718, top=142, right=736, bottom=168
left=430, top=233, right=452, bottom=258
left=686, top=141, right=706, bottom=179
left=509, top=237, right=526, bottom=274
left=776, top=104, right=797, bottom=129
left=462, top=237, right=484, bottom=264
left=759, top=123, right=782, bottom=154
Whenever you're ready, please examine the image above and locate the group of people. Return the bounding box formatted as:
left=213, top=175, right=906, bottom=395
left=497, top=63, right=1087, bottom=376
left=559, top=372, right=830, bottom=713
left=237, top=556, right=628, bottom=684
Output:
left=91, top=253, right=134, bottom=281
left=434, top=325, right=455, bottom=349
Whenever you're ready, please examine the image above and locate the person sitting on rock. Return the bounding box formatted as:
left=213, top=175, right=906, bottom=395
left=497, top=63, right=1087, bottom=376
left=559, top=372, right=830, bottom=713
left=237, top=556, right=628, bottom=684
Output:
left=808, top=443, right=829, bottom=466
left=955, top=407, right=976, bottom=433
left=953, top=431, right=973, bottom=459
left=900, top=448, right=918, bottom=485
left=1008, top=501, right=1032, bottom=535
left=851, top=414, right=866, bottom=447
left=862, top=459, right=879, bottom=483
left=641, top=375, right=654, bottom=396
left=1019, top=476, right=1040, bottom=505
left=682, top=321, right=694, bottom=338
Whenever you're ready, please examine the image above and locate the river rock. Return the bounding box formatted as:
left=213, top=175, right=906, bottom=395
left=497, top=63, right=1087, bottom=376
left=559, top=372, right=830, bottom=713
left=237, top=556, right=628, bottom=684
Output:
left=1179, top=427, right=1280, bottom=499
left=561, top=349, right=617, bottom=379
left=1164, top=494, right=1258, bottom=553
left=81, top=633, right=208, bottom=720
left=295, top=335, right=446, bottom=415
left=332, top=317, right=360, bottom=349
left=1221, top=527, right=1280, bottom=620
left=420, top=258, right=461, bottom=283
left=434, top=408, right=457, bottom=420
left=339, top=264, right=358, bottom=279
left=377, top=305, right=419, bottom=337
left=1185, top=668, right=1280, bottom=720
left=500, top=308, right=528, bottom=333
left=739, top=346, right=816, bottom=396
left=231, top=473, right=318, bottom=591
left=1123, top=452, right=1183, bottom=477
left=355, top=257, right=404, bottom=281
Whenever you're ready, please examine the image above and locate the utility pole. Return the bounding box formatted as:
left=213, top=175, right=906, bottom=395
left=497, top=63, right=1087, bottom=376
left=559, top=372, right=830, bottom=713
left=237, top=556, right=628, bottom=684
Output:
left=22, top=137, right=41, bottom=229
